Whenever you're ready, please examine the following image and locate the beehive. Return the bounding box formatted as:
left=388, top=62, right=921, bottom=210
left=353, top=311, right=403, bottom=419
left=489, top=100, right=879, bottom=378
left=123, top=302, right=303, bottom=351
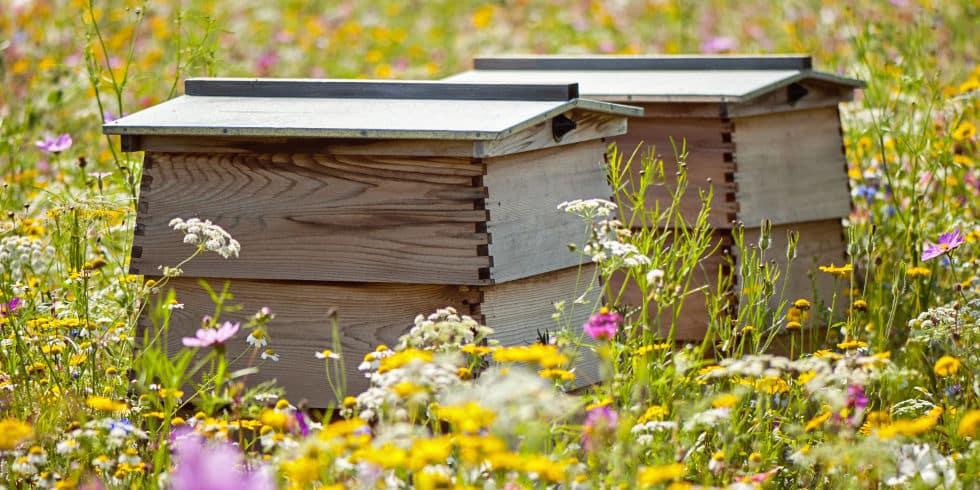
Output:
left=104, top=79, right=642, bottom=405
left=449, top=55, right=863, bottom=339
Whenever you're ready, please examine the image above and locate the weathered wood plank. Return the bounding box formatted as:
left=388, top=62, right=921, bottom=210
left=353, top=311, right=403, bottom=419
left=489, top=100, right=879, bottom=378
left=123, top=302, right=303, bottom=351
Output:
left=132, top=152, right=490, bottom=284
left=727, top=80, right=854, bottom=118
left=478, top=109, right=628, bottom=157
left=607, top=237, right=729, bottom=340
left=483, top=141, right=610, bottom=283
left=481, top=264, right=601, bottom=387
left=614, top=146, right=737, bottom=229
left=733, top=107, right=851, bottom=226
left=151, top=278, right=482, bottom=406
left=741, top=219, right=846, bottom=310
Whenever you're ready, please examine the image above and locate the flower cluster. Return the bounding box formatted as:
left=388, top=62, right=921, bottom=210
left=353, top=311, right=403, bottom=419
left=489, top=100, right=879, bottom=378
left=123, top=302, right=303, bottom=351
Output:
left=169, top=217, right=242, bottom=258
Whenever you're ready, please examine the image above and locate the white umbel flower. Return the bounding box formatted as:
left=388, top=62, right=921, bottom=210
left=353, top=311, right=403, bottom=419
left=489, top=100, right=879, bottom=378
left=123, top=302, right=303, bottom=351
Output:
left=169, top=217, right=241, bottom=258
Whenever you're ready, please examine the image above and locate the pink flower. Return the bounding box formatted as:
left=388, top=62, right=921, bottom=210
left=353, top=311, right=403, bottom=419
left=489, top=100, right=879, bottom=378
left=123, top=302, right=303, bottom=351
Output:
left=921, top=230, right=965, bottom=261
left=582, top=405, right=618, bottom=451
left=583, top=308, right=622, bottom=341
left=35, top=134, right=72, bottom=153
left=170, top=430, right=274, bottom=490
left=182, top=321, right=240, bottom=348
left=701, top=36, right=736, bottom=53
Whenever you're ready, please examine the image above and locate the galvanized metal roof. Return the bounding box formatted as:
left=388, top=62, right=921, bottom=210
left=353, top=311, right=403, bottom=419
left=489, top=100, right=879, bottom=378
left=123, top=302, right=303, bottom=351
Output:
left=445, top=55, right=864, bottom=103
left=103, top=79, right=642, bottom=140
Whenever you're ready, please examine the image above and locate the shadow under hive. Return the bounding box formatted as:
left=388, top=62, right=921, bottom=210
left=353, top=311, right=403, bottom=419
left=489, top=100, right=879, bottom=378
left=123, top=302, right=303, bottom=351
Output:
left=104, top=79, right=642, bottom=406
left=448, top=54, right=864, bottom=339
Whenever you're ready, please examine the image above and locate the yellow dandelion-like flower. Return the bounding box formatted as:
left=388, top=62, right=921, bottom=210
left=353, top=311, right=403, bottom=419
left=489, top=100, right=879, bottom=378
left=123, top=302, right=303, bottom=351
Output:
left=638, top=405, right=670, bottom=423
left=819, top=263, right=853, bottom=277
left=953, top=121, right=976, bottom=141
left=906, top=266, right=931, bottom=278
left=0, top=419, right=33, bottom=450
left=933, top=355, right=961, bottom=377
left=712, top=394, right=739, bottom=409
left=805, top=410, right=832, bottom=432
left=837, top=340, right=869, bottom=350
left=957, top=410, right=980, bottom=438
left=638, top=463, right=686, bottom=485
left=793, top=299, right=811, bottom=310
left=85, top=396, right=128, bottom=413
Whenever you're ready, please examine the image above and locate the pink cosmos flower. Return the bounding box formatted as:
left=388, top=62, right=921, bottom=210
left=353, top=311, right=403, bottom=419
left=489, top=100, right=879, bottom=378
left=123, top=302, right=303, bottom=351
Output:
left=583, top=308, right=622, bottom=341
left=35, top=134, right=72, bottom=153
left=182, top=321, right=240, bottom=348
left=921, top=230, right=965, bottom=261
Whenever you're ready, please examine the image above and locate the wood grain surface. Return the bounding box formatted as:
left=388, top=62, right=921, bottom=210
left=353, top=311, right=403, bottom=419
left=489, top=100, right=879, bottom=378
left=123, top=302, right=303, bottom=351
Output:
left=733, top=107, right=851, bottom=226
left=149, top=278, right=482, bottom=406
left=132, top=152, right=490, bottom=284
left=612, top=116, right=736, bottom=229
left=483, top=141, right=610, bottom=283
left=482, top=264, right=602, bottom=387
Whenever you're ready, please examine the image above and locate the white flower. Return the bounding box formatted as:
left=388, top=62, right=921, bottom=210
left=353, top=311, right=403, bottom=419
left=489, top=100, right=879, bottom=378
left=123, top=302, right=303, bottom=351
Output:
left=246, top=330, right=269, bottom=348
left=315, top=349, right=340, bottom=360
left=260, top=349, right=279, bottom=362
left=886, top=444, right=957, bottom=487
left=169, top=217, right=241, bottom=258
left=683, top=408, right=731, bottom=431
left=558, top=198, right=617, bottom=219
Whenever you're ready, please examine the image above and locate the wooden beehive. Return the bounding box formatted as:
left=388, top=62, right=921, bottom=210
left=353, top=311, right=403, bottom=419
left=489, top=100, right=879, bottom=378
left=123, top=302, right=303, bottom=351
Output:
left=448, top=55, right=863, bottom=339
left=104, top=79, right=641, bottom=406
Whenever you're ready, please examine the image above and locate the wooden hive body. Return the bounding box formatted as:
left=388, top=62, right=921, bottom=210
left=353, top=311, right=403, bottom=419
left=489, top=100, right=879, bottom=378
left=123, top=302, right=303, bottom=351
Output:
left=449, top=55, right=863, bottom=340
left=106, top=79, right=642, bottom=405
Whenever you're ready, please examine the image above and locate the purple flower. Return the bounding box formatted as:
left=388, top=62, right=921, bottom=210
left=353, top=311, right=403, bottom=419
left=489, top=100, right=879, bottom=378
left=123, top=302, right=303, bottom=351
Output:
left=582, top=405, right=618, bottom=451
left=701, top=36, right=736, bottom=53
left=921, top=230, right=965, bottom=261
left=182, top=321, right=240, bottom=348
left=847, top=385, right=869, bottom=411
left=35, top=134, right=73, bottom=153
left=583, top=308, right=622, bottom=341
left=1, top=297, right=21, bottom=316
left=170, top=432, right=274, bottom=490
left=294, top=411, right=310, bottom=437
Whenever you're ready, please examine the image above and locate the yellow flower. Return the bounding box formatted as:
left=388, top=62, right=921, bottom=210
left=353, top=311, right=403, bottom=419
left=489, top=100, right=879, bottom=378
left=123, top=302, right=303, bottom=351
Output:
left=85, top=396, right=128, bottom=413
left=281, top=456, right=320, bottom=485
left=793, top=299, right=811, bottom=310
left=953, top=121, right=976, bottom=141
left=957, top=410, right=980, bottom=438
left=259, top=409, right=289, bottom=431
left=712, top=394, right=739, bottom=409
left=391, top=381, right=424, bottom=398
left=878, top=407, right=942, bottom=439
left=538, top=368, right=575, bottom=382
left=852, top=299, right=868, bottom=311
left=748, top=452, right=763, bottom=463
left=638, top=405, right=670, bottom=422
left=378, top=349, right=433, bottom=373
left=906, top=266, right=931, bottom=277
left=470, top=5, right=495, bottom=29
left=434, top=402, right=496, bottom=433
left=797, top=371, right=817, bottom=385
left=457, top=367, right=473, bottom=379
left=837, top=340, right=868, bottom=350
left=819, top=263, right=853, bottom=277
left=933, top=355, right=961, bottom=377
left=638, top=463, right=686, bottom=485
left=786, top=321, right=803, bottom=331
left=0, top=419, right=33, bottom=450
left=953, top=154, right=974, bottom=167
left=805, top=410, right=832, bottom=432
left=755, top=377, right=789, bottom=395
left=342, top=396, right=357, bottom=408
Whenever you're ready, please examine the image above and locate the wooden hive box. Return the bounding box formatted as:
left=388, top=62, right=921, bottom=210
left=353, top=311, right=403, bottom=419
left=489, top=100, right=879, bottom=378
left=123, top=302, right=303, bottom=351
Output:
left=448, top=55, right=864, bottom=339
left=104, top=79, right=642, bottom=406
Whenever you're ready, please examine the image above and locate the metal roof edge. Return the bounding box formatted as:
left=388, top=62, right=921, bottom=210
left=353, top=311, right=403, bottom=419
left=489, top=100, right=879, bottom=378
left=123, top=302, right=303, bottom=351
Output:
left=184, top=77, right=580, bottom=101
left=473, top=54, right=814, bottom=71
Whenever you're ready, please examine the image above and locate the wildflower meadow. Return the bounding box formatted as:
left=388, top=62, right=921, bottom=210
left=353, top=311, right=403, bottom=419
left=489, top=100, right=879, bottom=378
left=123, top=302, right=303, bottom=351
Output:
left=1, top=0, right=979, bottom=488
